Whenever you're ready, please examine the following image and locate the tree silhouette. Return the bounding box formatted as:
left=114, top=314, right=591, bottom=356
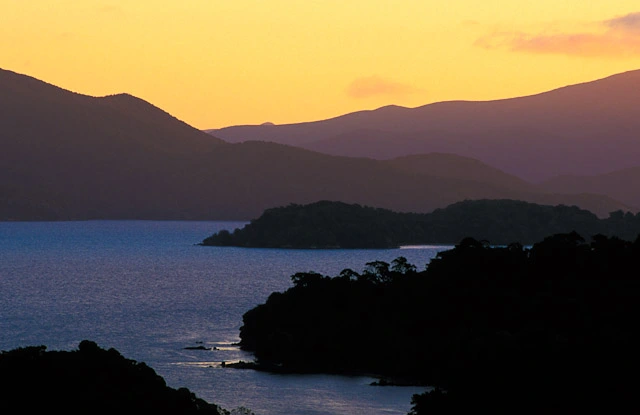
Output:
left=236, top=232, right=640, bottom=414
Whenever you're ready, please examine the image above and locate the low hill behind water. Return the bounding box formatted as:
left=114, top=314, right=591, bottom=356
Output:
left=200, top=199, right=640, bottom=248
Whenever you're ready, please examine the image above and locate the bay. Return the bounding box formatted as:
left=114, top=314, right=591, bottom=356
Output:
left=0, top=220, right=450, bottom=414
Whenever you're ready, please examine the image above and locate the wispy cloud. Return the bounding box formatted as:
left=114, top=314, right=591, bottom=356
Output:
left=605, top=12, right=640, bottom=34
left=346, top=76, right=420, bottom=99
left=476, top=12, right=640, bottom=58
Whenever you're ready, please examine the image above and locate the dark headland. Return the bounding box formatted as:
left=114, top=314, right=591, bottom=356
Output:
left=233, top=232, right=640, bottom=414
left=0, top=340, right=224, bottom=414
left=199, top=199, right=640, bottom=248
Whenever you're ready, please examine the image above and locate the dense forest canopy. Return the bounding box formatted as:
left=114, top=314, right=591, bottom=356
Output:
left=200, top=199, right=640, bottom=248
left=237, top=232, right=640, bottom=413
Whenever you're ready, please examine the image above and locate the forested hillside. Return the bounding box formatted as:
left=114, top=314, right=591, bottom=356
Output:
left=200, top=199, right=640, bottom=248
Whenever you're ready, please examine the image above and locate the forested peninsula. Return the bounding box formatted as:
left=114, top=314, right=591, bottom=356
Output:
left=236, top=232, right=640, bottom=414
left=200, top=199, right=640, bottom=248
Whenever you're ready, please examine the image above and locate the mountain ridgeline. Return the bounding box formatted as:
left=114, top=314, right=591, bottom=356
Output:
left=209, top=69, right=640, bottom=183
left=200, top=199, right=640, bottom=248
left=0, top=68, right=636, bottom=221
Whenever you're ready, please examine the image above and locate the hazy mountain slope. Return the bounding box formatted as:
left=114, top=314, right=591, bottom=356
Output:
left=205, top=104, right=411, bottom=145
left=383, top=153, right=538, bottom=193
left=0, top=68, right=633, bottom=220
left=175, top=141, right=633, bottom=219
left=378, top=153, right=635, bottom=216
left=0, top=67, right=227, bottom=219
left=208, top=70, right=640, bottom=182
left=173, top=141, right=518, bottom=220
left=539, top=167, right=640, bottom=209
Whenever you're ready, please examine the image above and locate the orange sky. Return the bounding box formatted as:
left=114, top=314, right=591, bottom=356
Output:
left=2, top=1, right=640, bottom=129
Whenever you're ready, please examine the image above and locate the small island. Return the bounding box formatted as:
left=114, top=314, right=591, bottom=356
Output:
left=235, top=232, right=640, bottom=413
left=199, top=199, right=640, bottom=248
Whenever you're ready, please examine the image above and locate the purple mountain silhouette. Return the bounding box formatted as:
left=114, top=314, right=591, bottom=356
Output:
left=1, top=68, right=634, bottom=220
left=209, top=70, right=640, bottom=183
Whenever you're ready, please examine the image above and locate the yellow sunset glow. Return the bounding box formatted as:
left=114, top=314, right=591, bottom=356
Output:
left=2, top=1, right=640, bottom=129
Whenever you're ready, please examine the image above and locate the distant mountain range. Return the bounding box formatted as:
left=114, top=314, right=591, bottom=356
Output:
left=539, top=167, right=640, bottom=210
left=208, top=70, right=640, bottom=183
left=0, top=68, right=635, bottom=220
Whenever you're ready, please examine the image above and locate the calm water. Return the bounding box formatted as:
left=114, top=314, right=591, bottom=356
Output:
left=0, top=221, right=450, bottom=415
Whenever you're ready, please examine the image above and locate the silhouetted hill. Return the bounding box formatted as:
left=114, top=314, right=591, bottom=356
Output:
left=200, top=199, right=640, bottom=248
left=0, top=340, right=222, bottom=414
left=189, top=143, right=634, bottom=219
left=209, top=70, right=640, bottom=182
left=540, top=166, right=640, bottom=209
left=382, top=153, right=537, bottom=193
left=0, top=68, right=228, bottom=219
left=0, top=68, right=633, bottom=220
left=237, top=233, right=640, bottom=413
left=184, top=142, right=633, bottom=219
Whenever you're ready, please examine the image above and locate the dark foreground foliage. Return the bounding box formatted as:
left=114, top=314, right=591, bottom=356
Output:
left=0, top=340, right=222, bottom=414
left=200, top=199, right=640, bottom=248
left=238, top=232, right=640, bottom=414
